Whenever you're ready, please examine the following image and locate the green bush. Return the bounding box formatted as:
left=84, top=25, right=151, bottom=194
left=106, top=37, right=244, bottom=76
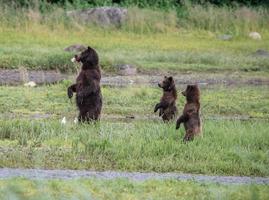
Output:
left=1, top=0, right=268, bottom=8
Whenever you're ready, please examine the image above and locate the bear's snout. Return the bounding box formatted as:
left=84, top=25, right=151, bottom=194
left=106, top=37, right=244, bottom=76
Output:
left=75, top=55, right=81, bottom=62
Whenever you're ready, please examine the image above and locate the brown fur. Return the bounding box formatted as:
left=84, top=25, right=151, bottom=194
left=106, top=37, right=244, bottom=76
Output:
left=176, top=85, right=202, bottom=142
left=154, top=76, right=178, bottom=121
left=67, top=46, right=102, bottom=122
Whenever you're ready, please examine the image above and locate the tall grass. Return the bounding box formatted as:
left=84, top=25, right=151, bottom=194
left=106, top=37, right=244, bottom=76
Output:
left=0, top=2, right=268, bottom=34
left=181, top=3, right=269, bottom=35
left=0, top=119, right=269, bottom=176
left=123, top=7, right=178, bottom=33
left=0, top=3, right=269, bottom=71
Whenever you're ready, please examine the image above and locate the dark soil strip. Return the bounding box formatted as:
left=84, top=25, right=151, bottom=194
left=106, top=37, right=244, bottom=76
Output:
left=101, top=74, right=269, bottom=87
left=0, top=168, right=268, bottom=185
left=1, top=69, right=269, bottom=86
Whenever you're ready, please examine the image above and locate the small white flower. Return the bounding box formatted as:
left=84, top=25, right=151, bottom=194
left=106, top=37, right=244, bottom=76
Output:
left=61, top=117, right=66, bottom=125
left=71, top=57, right=76, bottom=63
left=74, top=117, right=78, bottom=124
left=24, top=81, right=36, bottom=87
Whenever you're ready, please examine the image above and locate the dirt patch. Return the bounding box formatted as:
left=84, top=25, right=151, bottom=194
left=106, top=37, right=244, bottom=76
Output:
left=0, top=168, right=268, bottom=184
left=101, top=74, right=269, bottom=87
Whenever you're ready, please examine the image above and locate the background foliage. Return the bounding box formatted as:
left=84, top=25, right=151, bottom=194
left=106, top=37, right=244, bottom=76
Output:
left=1, top=0, right=268, bottom=9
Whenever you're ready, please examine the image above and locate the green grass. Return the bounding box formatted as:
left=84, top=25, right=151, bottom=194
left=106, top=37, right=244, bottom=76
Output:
left=0, top=84, right=268, bottom=176
left=0, top=178, right=269, bottom=200
left=0, top=83, right=268, bottom=119
left=0, top=3, right=269, bottom=182
left=1, top=28, right=269, bottom=73
left=0, top=118, right=268, bottom=176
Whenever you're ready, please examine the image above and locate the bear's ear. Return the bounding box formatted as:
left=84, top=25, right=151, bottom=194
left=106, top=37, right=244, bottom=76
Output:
left=168, top=76, right=173, bottom=82
left=87, top=46, right=91, bottom=50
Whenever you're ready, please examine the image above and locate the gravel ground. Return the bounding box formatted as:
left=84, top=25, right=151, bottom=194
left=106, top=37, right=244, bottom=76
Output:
left=0, top=168, right=268, bottom=185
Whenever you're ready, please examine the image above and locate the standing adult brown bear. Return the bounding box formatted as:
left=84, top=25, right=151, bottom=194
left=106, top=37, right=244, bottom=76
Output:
left=154, top=76, right=178, bottom=121
left=67, top=46, right=102, bottom=122
left=176, top=84, right=202, bottom=142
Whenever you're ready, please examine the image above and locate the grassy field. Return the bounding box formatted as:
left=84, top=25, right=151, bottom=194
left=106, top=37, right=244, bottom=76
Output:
left=0, top=5, right=269, bottom=73
left=1, top=28, right=269, bottom=74
left=0, top=119, right=269, bottom=176
left=0, top=83, right=268, bottom=119
left=0, top=84, right=268, bottom=176
left=0, top=3, right=269, bottom=198
left=1, top=178, right=268, bottom=200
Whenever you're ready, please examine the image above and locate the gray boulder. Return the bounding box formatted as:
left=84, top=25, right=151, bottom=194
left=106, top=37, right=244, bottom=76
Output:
left=249, top=32, right=261, bottom=40
left=218, top=34, right=233, bottom=41
left=67, top=7, right=128, bottom=27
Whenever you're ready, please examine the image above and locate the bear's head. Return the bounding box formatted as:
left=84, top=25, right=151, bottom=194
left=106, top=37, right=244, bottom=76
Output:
left=158, top=76, right=175, bottom=91
left=182, top=85, right=200, bottom=102
left=71, top=46, right=99, bottom=69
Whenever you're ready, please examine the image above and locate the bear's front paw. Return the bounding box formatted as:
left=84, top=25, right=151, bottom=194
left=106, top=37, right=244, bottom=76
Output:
left=183, top=133, right=193, bottom=142
left=68, top=90, right=73, bottom=98
left=154, top=104, right=159, bottom=113
left=159, top=109, right=164, bottom=117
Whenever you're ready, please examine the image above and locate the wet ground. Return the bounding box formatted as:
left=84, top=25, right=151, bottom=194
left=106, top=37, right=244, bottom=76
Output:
left=0, top=168, right=268, bottom=185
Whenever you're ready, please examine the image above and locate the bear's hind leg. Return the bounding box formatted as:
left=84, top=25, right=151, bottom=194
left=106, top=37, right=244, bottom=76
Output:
left=183, top=129, right=194, bottom=142
left=78, top=112, right=87, bottom=123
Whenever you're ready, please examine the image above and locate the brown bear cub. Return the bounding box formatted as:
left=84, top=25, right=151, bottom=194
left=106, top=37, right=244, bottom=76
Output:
left=176, top=84, right=202, bottom=142
left=154, top=76, right=178, bottom=121
left=67, top=46, right=102, bottom=122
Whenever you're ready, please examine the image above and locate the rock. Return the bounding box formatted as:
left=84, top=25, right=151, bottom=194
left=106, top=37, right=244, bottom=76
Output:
left=61, top=117, right=66, bottom=125
left=252, top=49, right=269, bottom=57
left=115, top=64, right=137, bottom=76
left=218, top=34, right=233, bottom=41
left=24, top=81, right=36, bottom=87
left=249, top=32, right=261, bottom=40
left=64, top=44, right=87, bottom=53
left=67, top=7, right=128, bottom=27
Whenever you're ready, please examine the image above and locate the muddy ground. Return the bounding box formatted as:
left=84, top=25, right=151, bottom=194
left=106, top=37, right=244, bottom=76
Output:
left=0, top=69, right=269, bottom=86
